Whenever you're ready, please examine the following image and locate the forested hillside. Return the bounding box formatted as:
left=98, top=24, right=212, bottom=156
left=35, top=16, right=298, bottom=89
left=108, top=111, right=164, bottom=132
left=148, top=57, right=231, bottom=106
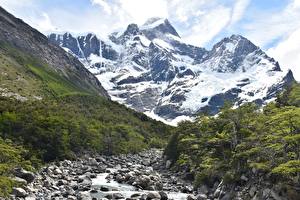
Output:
left=165, top=83, right=300, bottom=199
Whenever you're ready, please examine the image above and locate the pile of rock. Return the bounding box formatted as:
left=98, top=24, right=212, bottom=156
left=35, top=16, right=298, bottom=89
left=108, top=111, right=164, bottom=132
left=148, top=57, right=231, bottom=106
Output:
left=8, top=149, right=195, bottom=200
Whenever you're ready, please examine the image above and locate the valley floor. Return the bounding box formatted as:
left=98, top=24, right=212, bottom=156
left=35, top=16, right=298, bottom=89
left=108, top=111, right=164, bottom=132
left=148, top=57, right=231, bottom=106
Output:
left=4, top=149, right=299, bottom=200
left=7, top=149, right=194, bottom=200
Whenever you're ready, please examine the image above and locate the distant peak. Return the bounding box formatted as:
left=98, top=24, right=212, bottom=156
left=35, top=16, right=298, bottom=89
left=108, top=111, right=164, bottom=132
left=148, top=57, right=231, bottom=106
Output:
left=123, top=23, right=140, bottom=36
left=212, top=34, right=258, bottom=54
left=229, top=34, right=243, bottom=40
left=63, top=32, right=73, bottom=37
left=141, top=17, right=180, bottom=39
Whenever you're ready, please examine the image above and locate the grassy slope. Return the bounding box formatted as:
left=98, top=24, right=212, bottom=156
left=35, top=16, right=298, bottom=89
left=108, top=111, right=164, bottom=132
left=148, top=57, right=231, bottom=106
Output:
left=0, top=42, right=91, bottom=99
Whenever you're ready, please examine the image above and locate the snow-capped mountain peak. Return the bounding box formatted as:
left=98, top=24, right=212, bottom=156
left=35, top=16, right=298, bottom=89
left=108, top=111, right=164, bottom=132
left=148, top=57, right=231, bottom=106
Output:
left=123, top=24, right=140, bottom=37
left=48, top=20, right=295, bottom=125
left=141, top=18, right=180, bottom=40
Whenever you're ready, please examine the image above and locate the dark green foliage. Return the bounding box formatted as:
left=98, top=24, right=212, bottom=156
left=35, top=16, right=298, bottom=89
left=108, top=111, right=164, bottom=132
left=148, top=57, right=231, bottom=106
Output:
left=0, top=94, right=170, bottom=161
left=276, top=82, right=300, bottom=107
left=165, top=83, right=300, bottom=188
left=0, top=138, right=36, bottom=197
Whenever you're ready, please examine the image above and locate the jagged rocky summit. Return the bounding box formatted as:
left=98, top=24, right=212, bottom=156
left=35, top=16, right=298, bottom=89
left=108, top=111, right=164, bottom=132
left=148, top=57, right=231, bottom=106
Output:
left=48, top=18, right=295, bottom=124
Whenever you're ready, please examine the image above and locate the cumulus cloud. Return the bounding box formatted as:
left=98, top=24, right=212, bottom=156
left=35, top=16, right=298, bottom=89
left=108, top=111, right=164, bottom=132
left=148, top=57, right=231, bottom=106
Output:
left=268, top=27, right=300, bottom=81
left=182, top=6, right=232, bottom=46
left=35, top=13, right=57, bottom=33
left=230, top=0, right=251, bottom=25
left=243, top=0, right=300, bottom=48
left=0, top=0, right=252, bottom=46
left=119, top=0, right=168, bottom=24
left=91, top=0, right=112, bottom=14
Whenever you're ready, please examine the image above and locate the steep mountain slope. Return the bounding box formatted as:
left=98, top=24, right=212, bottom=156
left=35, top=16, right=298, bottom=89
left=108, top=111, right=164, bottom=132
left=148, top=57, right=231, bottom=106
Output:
left=0, top=6, right=108, bottom=99
left=49, top=18, right=295, bottom=123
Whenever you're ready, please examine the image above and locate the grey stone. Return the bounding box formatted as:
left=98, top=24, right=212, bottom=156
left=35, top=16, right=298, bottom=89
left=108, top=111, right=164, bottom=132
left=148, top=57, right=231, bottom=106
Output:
left=270, top=190, right=282, bottom=200
left=12, top=187, right=28, bottom=197
left=14, top=168, right=35, bottom=183
left=187, top=195, right=196, bottom=200
left=249, top=186, right=257, bottom=197
left=198, top=185, right=209, bottom=194
left=165, top=160, right=171, bottom=169
left=262, top=188, right=271, bottom=198
left=146, top=192, right=161, bottom=200
left=12, top=177, right=27, bottom=184
left=196, top=194, right=207, bottom=200
left=158, top=191, right=168, bottom=200
left=54, top=168, right=62, bottom=175
left=240, top=175, right=248, bottom=182
left=105, top=193, right=124, bottom=199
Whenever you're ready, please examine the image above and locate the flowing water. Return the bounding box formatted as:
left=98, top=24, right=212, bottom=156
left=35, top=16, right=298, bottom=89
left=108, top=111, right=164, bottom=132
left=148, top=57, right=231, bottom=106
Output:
left=90, top=169, right=189, bottom=200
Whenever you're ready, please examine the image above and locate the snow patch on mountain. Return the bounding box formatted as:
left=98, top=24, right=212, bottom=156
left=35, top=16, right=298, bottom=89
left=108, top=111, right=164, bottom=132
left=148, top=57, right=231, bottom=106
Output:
left=48, top=19, right=295, bottom=125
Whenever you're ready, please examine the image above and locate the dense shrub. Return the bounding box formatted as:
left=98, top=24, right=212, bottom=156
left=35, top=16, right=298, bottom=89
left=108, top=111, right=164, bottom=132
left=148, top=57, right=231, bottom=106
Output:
left=165, top=83, right=300, bottom=187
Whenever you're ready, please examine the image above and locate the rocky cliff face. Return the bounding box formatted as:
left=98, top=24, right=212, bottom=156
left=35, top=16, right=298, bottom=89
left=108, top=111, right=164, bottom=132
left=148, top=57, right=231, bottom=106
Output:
left=0, top=6, right=109, bottom=98
left=49, top=18, right=295, bottom=123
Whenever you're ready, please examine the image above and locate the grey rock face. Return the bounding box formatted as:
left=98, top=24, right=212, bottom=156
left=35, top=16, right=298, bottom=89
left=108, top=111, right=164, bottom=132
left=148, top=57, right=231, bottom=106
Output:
left=206, top=35, right=260, bottom=72
left=142, top=18, right=180, bottom=40
left=49, top=33, right=119, bottom=61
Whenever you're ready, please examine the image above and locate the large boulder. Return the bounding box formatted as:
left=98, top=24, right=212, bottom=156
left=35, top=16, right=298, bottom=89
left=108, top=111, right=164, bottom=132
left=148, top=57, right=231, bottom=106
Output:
left=159, top=191, right=168, bottom=200
left=14, top=168, right=35, bottom=183
left=165, top=160, right=172, bottom=169
left=146, top=192, right=161, bottom=200
left=12, top=187, right=27, bottom=197
left=12, top=177, right=27, bottom=185
left=196, top=194, right=207, bottom=200
left=105, top=193, right=125, bottom=199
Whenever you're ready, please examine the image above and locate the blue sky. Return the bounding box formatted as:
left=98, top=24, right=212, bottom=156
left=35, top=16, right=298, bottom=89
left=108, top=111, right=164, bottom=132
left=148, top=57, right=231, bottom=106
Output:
left=0, top=0, right=299, bottom=80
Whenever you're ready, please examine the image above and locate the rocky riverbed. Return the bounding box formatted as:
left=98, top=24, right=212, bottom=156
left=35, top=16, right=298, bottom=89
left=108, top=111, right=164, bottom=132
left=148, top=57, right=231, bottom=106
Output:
left=7, top=149, right=199, bottom=200
left=5, top=149, right=297, bottom=200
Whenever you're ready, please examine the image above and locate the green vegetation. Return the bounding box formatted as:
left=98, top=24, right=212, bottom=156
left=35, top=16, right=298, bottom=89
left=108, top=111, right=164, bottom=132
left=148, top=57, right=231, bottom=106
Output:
left=0, top=42, right=171, bottom=197
left=165, top=83, right=300, bottom=189
left=0, top=94, right=170, bottom=196
left=0, top=95, right=170, bottom=161
left=0, top=42, right=97, bottom=99
left=0, top=138, right=38, bottom=197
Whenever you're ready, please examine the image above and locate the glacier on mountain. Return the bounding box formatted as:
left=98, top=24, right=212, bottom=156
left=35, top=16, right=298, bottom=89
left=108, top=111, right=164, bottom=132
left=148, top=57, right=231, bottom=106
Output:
left=48, top=18, right=295, bottom=124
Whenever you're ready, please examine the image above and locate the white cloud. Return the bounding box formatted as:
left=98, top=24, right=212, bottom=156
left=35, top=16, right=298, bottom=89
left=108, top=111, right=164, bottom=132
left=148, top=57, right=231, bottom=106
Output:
left=91, top=0, right=112, bottom=14
left=1, top=0, right=252, bottom=46
left=230, top=0, right=251, bottom=25
left=119, top=0, right=168, bottom=24
left=0, top=0, right=56, bottom=33
left=243, top=0, right=300, bottom=48
left=268, top=27, right=300, bottom=81
left=166, top=0, right=250, bottom=46
left=168, top=0, right=208, bottom=23
left=182, top=6, right=231, bottom=46
left=0, top=0, right=35, bottom=9
left=35, top=13, right=56, bottom=33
